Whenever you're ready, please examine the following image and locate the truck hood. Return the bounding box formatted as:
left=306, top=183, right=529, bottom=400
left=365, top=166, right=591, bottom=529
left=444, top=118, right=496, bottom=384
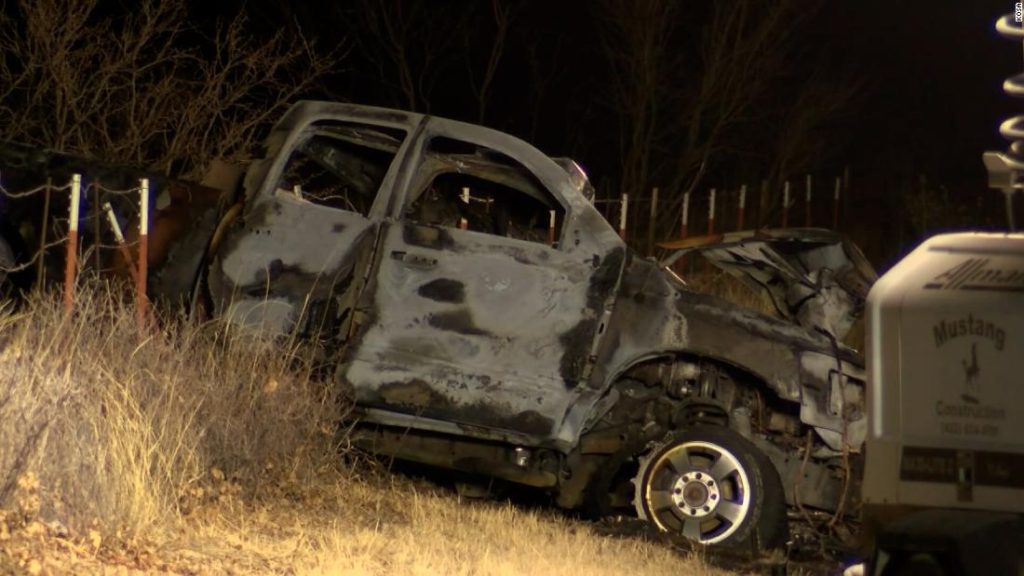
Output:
left=659, top=228, right=877, bottom=340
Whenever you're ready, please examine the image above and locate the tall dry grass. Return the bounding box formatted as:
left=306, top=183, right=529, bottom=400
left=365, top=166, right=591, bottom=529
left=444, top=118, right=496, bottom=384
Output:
left=0, top=282, right=342, bottom=536
left=682, top=269, right=779, bottom=317
left=684, top=269, right=866, bottom=350
left=173, top=471, right=732, bottom=576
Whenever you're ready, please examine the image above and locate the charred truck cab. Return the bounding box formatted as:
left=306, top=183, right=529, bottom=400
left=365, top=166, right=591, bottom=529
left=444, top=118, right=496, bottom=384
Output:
left=200, top=102, right=875, bottom=551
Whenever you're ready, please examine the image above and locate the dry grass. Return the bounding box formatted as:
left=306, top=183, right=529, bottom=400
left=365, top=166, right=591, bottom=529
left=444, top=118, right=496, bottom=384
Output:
left=0, top=283, right=730, bottom=575
left=682, top=269, right=779, bottom=318
left=0, top=282, right=339, bottom=537
left=174, top=476, right=728, bottom=576
left=684, top=268, right=866, bottom=351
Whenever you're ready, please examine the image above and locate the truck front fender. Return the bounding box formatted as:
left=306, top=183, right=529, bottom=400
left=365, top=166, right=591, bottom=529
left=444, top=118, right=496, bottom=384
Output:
left=577, top=257, right=865, bottom=450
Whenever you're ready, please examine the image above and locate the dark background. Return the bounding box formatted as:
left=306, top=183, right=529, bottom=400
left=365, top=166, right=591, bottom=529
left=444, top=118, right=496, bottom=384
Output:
left=16, top=0, right=1024, bottom=270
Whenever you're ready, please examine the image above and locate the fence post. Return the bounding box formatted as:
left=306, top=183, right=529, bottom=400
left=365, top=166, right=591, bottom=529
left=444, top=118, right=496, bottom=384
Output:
left=782, top=181, right=790, bottom=228
left=102, top=202, right=139, bottom=284
left=548, top=210, right=556, bottom=247
left=459, top=186, right=470, bottom=230
left=647, top=187, right=659, bottom=255
left=708, top=188, right=717, bottom=235
left=619, top=193, right=629, bottom=240
left=833, top=176, right=841, bottom=229
left=805, top=174, right=812, bottom=227
left=137, top=179, right=150, bottom=332
left=680, top=191, right=690, bottom=239
left=737, top=184, right=747, bottom=230
left=63, top=174, right=82, bottom=317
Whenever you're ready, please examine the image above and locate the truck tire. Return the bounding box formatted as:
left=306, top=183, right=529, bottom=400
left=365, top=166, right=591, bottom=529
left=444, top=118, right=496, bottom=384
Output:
left=634, top=426, right=788, bottom=550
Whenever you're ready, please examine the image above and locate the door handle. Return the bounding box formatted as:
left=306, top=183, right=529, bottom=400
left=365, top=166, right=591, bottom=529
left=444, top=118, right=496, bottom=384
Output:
left=390, top=250, right=438, bottom=269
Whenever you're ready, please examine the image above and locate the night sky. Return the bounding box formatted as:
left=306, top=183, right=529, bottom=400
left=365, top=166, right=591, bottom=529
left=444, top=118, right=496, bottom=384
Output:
left=831, top=0, right=1020, bottom=264
left=214, top=0, right=1017, bottom=267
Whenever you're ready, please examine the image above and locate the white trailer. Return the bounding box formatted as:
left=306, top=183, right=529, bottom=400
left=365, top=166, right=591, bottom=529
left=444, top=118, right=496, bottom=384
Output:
left=862, top=232, right=1024, bottom=575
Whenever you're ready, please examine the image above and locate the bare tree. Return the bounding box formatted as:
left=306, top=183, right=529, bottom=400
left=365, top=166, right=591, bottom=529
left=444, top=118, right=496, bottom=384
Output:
left=467, top=0, right=520, bottom=124
left=659, top=0, right=815, bottom=231
left=595, top=0, right=862, bottom=240
left=0, top=0, right=340, bottom=179
left=596, top=0, right=676, bottom=204
left=523, top=36, right=565, bottom=142
left=352, top=0, right=470, bottom=113
left=761, top=63, right=863, bottom=224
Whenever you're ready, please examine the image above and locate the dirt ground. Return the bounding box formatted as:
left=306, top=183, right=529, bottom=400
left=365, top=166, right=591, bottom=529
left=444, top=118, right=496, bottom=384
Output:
left=0, top=467, right=856, bottom=576
left=0, top=467, right=742, bottom=576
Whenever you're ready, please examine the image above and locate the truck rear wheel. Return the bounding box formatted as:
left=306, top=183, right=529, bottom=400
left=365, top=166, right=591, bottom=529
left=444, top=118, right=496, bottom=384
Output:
left=634, top=426, right=787, bottom=550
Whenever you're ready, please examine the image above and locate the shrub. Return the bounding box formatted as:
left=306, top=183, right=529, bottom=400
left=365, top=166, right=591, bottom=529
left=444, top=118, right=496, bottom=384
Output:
left=0, top=282, right=344, bottom=535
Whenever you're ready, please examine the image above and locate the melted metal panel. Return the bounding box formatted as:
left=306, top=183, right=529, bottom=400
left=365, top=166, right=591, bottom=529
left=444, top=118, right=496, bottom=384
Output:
left=211, top=192, right=374, bottom=334
left=589, top=257, right=866, bottom=446
left=344, top=222, right=607, bottom=443
left=661, top=229, right=877, bottom=340
left=799, top=351, right=867, bottom=450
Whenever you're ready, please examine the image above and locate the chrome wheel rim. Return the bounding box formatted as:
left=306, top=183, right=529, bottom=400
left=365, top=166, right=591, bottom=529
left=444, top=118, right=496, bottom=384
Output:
left=639, top=440, right=752, bottom=544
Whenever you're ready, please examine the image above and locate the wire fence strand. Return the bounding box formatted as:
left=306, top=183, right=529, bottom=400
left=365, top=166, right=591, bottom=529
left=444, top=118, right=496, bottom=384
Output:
left=0, top=175, right=147, bottom=277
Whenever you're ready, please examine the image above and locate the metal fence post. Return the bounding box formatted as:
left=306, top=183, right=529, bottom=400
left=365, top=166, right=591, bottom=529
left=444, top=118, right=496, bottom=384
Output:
left=619, top=193, right=629, bottom=240
left=137, top=178, right=150, bottom=331
left=805, top=174, right=813, bottom=227
left=782, top=181, right=790, bottom=228
left=63, top=174, right=82, bottom=316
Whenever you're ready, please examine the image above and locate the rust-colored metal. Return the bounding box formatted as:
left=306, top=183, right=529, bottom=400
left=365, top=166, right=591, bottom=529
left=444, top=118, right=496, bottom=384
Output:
left=63, top=174, right=82, bottom=316
left=102, top=202, right=139, bottom=285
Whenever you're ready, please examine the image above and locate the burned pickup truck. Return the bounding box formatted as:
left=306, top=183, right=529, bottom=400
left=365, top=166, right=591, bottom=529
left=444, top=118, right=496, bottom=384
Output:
left=0, top=102, right=875, bottom=550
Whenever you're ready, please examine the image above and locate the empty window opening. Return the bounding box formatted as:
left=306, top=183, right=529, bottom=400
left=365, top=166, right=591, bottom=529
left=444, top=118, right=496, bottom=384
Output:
left=406, top=138, right=565, bottom=247
left=276, top=122, right=406, bottom=216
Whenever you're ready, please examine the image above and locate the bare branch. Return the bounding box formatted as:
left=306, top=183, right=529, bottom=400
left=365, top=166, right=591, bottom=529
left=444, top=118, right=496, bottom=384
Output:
left=0, top=0, right=343, bottom=179
left=469, top=0, right=519, bottom=124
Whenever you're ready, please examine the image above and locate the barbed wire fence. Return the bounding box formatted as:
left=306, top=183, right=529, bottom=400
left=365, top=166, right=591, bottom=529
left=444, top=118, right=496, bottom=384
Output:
left=1, top=165, right=855, bottom=323
left=0, top=172, right=153, bottom=329
left=593, top=171, right=853, bottom=258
